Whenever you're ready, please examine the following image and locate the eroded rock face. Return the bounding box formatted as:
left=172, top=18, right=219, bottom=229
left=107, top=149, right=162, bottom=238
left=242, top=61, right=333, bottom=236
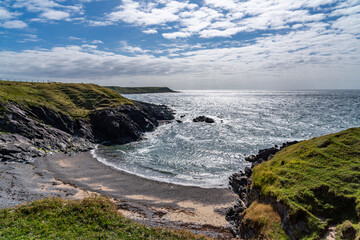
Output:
left=90, top=102, right=174, bottom=145
left=0, top=101, right=174, bottom=162
left=226, top=142, right=300, bottom=239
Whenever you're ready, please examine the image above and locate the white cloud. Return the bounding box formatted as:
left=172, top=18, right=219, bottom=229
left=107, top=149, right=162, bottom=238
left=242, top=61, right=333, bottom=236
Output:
left=1, top=20, right=27, bottom=29
left=119, top=41, right=149, bottom=53
left=331, top=4, right=360, bottom=16
left=81, top=44, right=98, bottom=49
left=143, top=29, right=158, bottom=34
left=98, top=0, right=348, bottom=39
left=1, top=0, right=359, bottom=89
left=11, top=0, right=84, bottom=22
left=0, top=6, right=26, bottom=29
left=107, top=0, right=190, bottom=25
left=69, top=36, right=83, bottom=41
left=0, top=7, right=16, bottom=20
left=17, top=34, right=40, bottom=43
left=162, top=31, right=191, bottom=39
left=40, top=10, right=70, bottom=20
left=88, top=20, right=113, bottom=26
left=0, top=23, right=358, bottom=89
left=332, top=13, right=360, bottom=35
left=91, top=40, right=104, bottom=44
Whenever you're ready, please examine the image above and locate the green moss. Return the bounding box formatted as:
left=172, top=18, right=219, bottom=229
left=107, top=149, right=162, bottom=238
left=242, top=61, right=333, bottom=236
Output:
left=0, top=197, right=208, bottom=240
left=336, top=220, right=359, bottom=239
left=253, top=127, right=360, bottom=239
left=0, top=81, right=133, bottom=117
left=106, top=86, right=176, bottom=94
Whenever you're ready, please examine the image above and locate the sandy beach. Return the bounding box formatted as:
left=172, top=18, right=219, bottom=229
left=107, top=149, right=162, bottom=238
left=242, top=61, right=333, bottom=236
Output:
left=0, top=152, right=237, bottom=239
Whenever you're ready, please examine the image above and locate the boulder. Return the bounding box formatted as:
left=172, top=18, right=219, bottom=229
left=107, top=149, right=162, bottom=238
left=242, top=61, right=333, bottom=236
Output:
left=193, top=116, right=215, bottom=123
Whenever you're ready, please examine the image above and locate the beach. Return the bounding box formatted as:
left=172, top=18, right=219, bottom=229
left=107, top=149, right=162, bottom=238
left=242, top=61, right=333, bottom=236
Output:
left=0, top=152, right=237, bottom=238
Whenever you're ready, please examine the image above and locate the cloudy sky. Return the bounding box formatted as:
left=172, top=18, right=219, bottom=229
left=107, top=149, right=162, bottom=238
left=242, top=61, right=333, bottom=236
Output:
left=0, top=0, right=359, bottom=89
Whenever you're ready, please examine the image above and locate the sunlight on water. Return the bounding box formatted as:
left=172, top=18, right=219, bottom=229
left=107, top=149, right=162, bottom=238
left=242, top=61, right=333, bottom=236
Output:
left=93, top=90, right=360, bottom=188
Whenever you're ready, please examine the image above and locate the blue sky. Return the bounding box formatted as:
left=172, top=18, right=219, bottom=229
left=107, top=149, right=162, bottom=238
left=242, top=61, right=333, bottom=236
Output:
left=0, top=0, right=359, bottom=89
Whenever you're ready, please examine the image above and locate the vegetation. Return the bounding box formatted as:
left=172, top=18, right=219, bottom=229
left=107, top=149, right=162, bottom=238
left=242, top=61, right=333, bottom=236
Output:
left=106, top=86, right=176, bottom=94
left=253, top=127, right=360, bottom=239
left=336, top=220, right=360, bottom=239
left=0, top=81, right=133, bottom=117
left=242, top=201, right=290, bottom=240
left=0, top=197, right=208, bottom=240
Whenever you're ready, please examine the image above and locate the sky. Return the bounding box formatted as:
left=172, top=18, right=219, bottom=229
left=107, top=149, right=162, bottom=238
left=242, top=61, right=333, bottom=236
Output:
left=0, top=0, right=359, bottom=90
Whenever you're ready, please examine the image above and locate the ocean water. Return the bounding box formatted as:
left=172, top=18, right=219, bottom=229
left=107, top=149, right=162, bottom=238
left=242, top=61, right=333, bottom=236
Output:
left=92, top=90, right=360, bottom=188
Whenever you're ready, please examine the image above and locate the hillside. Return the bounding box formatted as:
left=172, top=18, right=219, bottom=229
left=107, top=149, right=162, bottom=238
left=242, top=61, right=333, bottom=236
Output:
left=0, top=81, right=173, bottom=162
left=0, top=197, right=208, bottom=239
left=249, top=128, right=360, bottom=239
left=0, top=81, right=132, bottom=117
left=105, top=86, right=176, bottom=94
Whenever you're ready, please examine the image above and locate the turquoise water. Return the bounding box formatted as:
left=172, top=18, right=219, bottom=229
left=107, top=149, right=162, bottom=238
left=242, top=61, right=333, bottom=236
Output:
left=93, top=90, right=360, bottom=188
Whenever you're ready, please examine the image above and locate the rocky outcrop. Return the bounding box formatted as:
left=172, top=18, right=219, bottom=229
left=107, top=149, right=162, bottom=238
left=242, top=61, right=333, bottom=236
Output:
left=193, top=116, right=215, bottom=123
left=226, top=141, right=300, bottom=239
left=0, top=101, right=174, bottom=162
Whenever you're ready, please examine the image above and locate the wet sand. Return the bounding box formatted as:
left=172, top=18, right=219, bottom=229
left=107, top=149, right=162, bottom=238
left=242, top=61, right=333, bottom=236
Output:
left=0, top=160, right=95, bottom=209
left=1, top=152, right=237, bottom=238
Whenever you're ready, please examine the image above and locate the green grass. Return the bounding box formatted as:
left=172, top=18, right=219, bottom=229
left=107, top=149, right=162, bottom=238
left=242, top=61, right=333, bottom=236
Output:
left=105, top=86, right=176, bottom=94
left=253, top=127, right=360, bottom=239
left=0, top=197, right=209, bottom=240
left=0, top=81, right=133, bottom=117
left=242, top=200, right=291, bottom=240
left=336, top=220, right=360, bottom=240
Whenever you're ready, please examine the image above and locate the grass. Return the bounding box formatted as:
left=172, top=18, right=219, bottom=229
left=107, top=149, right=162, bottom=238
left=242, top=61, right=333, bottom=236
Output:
left=242, top=200, right=290, bottom=240
left=336, top=220, right=360, bottom=240
left=105, top=86, right=176, bottom=94
left=0, top=81, right=133, bottom=117
left=252, top=127, right=360, bottom=239
left=0, top=197, right=209, bottom=240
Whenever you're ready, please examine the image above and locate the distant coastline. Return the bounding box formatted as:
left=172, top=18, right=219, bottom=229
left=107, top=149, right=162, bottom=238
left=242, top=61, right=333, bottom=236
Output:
left=105, top=86, right=177, bottom=94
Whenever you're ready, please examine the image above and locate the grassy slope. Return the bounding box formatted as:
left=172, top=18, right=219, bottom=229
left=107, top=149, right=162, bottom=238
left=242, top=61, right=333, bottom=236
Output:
left=0, top=81, right=132, bottom=117
left=106, top=86, right=176, bottom=94
left=0, top=197, right=208, bottom=240
left=242, top=201, right=290, bottom=239
left=252, top=127, right=360, bottom=239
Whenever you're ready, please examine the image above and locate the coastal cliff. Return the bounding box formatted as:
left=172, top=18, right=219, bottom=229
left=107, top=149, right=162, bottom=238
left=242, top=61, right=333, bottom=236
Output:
left=227, top=128, right=360, bottom=239
left=0, top=82, right=174, bottom=162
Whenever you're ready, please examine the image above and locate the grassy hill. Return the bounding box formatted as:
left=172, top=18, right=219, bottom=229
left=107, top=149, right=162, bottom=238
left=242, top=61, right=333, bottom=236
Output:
left=252, top=127, right=360, bottom=239
left=0, top=197, right=208, bottom=240
left=0, top=81, right=132, bottom=117
left=105, top=86, right=176, bottom=94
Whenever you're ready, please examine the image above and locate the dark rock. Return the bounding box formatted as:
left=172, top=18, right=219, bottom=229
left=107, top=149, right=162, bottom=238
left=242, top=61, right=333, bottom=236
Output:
left=244, top=166, right=252, bottom=177
left=281, top=141, right=299, bottom=149
left=192, top=116, right=215, bottom=123
left=244, top=155, right=257, bottom=162
left=0, top=100, right=174, bottom=162
left=340, top=221, right=357, bottom=239
left=229, top=173, right=248, bottom=195
left=176, top=120, right=183, bottom=123
left=227, top=141, right=305, bottom=240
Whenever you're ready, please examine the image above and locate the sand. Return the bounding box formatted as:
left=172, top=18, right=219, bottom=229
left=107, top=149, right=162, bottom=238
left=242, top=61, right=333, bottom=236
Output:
left=0, top=152, right=237, bottom=239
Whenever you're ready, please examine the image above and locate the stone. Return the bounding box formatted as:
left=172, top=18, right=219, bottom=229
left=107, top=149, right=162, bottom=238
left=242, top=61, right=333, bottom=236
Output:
left=192, top=116, right=215, bottom=123
left=0, top=100, right=174, bottom=163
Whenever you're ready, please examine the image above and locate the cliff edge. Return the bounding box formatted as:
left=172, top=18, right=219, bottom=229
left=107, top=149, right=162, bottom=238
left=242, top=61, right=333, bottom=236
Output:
left=0, top=81, right=174, bottom=162
left=227, top=128, right=360, bottom=239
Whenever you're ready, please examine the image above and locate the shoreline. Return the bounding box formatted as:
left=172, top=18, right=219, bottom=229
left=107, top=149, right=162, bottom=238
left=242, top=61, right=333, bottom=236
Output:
left=1, top=151, right=237, bottom=239
left=90, top=148, right=229, bottom=189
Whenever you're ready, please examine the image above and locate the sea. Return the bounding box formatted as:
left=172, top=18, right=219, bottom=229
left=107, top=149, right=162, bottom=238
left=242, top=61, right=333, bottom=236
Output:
left=92, top=90, right=360, bottom=188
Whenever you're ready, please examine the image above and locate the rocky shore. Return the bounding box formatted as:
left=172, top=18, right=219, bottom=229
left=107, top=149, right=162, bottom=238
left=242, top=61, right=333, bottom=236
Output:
left=0, top=101, right=174, bottom=163
left=226, top=141, right=299, bottom=239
